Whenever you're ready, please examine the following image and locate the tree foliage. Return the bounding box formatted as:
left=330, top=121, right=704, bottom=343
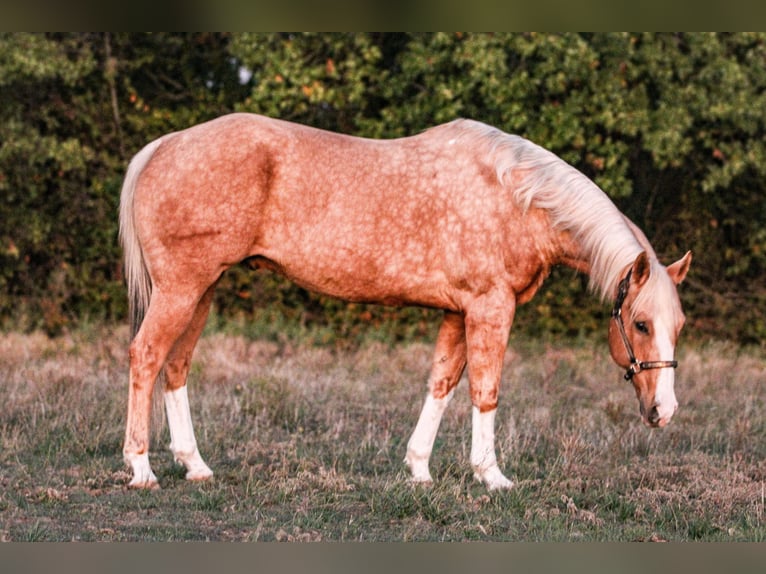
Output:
left=1, top=33, right=764, bottom=342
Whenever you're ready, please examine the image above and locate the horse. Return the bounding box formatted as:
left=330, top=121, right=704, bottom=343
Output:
left=119, top=113, right=691, bottom=490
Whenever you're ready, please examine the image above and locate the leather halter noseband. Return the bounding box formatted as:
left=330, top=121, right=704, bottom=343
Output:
left=612, top=269, right=678, bottom=381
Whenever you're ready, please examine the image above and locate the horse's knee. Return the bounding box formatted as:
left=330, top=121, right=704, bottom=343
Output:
left=430, top=375, right=459, bottom=399
left=163, top=355, right=191, bottom=392
left=470, top=385, right=498, bottom=412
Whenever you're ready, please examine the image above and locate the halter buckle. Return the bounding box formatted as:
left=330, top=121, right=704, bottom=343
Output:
left=624, top=360, right=641, bottom=381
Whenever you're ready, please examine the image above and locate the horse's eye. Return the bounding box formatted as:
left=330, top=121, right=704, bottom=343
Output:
left=635, top=321, right=649, bottom=335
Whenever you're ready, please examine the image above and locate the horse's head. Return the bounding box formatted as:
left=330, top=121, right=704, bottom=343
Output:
left=608, top=251, right=692, bottom=428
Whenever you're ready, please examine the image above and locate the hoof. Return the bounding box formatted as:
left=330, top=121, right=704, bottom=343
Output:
left=486, top=476, right=514, bottom=491
left=410, top=476, right=434, bottom=488
left=173, top=450, right=213, bottom=483
left=127, top=478, right=160, bottom=490
left=185, top=468, right=214, bottom=482
left=404, top=453, right=433, bottom=485
left=473, top=466, right=514, bottom=491
left=124, top=453, right=159, bottom=490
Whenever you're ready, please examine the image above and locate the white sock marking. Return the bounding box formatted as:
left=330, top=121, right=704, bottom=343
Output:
left=164, top=386, right=213, bottom=481
left=471, top=407, right=513, bottom=490
left=405, top=390, right=454, bottom=483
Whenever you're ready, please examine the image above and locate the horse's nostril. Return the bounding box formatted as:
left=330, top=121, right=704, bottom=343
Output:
left=648, top=405, right=660, bottom=426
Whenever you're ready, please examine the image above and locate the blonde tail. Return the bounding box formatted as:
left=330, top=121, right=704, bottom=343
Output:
left=118, top=137, right=164, bottom=339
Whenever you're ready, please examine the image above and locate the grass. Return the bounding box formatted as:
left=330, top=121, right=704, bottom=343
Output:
left=1, top=324, right=765, bottom=541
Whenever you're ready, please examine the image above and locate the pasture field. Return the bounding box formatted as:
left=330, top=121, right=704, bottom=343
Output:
left=0, top=323, right=765, bottom=541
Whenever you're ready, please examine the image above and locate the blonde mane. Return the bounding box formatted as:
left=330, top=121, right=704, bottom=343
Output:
left=448, top=119, right=647, bottom=302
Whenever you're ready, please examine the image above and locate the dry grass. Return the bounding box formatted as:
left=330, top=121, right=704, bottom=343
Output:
left=1, top=324, right=765, bottom=541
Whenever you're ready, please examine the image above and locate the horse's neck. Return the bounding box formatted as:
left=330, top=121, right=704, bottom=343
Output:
left=554, top=211, right=648, bottom=302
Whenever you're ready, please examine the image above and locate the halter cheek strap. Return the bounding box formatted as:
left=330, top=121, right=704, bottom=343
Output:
left=611, top=270, right=678, bottom=381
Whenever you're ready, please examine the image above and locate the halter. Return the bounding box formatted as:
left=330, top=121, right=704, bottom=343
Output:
left=611, top=269, right=678, bottom=381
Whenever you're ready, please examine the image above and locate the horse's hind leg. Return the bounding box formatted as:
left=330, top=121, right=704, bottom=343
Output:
left=162, top=283, right=217, bottom=482
left=124, top=289, right=204, bottom=489
left=405, top=311, right=467, bottom=484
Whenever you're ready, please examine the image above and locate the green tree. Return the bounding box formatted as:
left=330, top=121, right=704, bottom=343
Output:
left=0, top=33, right=100, bottom=332
left=0, top=33, right=244, bottom=333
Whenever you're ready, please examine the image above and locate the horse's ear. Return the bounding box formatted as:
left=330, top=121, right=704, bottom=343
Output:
left=631, top=251, right=651, bottom=288
left=667, top=250, right=692, bottom=285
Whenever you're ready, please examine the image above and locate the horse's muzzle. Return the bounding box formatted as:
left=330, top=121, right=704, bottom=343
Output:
left=647, top=405, right=661, bottom=427
left=640, top=401, right=677, bottom=428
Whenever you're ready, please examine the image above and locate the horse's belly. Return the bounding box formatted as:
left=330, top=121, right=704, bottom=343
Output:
left=248, top=251, right=453, bottom=310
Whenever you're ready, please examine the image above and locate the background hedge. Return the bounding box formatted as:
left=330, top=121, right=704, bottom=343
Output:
left=1, top=33, right=764, bottom=342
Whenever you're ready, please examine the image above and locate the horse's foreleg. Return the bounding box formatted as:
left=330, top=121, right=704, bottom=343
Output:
left=163, top=284, right=217, bottom=482
left=124, top=291, right=200, bottom=489
left=465, top=297, right=515, bottom=491
left=405, top=311, right=466, bottom=484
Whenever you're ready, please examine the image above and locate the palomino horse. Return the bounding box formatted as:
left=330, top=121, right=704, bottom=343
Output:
left=119, top=114, right=691, bottom=490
